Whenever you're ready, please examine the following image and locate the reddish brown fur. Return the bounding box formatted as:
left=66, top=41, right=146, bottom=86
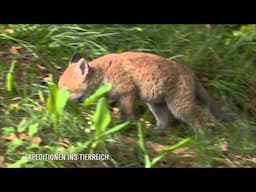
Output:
left=58, top=52, right=225, bottom=136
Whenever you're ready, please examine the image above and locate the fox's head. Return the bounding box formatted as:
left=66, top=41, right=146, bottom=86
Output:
left=58, top=53, right=93, bottom=103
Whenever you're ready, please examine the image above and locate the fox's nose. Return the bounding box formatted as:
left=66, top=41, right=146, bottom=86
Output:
left=70, top=96, right=84, bottom=104
left=77, top=97, right=84, bottom=103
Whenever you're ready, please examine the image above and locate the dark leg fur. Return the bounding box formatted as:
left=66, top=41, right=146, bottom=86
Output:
left=147, top=103, right=170, bottom=136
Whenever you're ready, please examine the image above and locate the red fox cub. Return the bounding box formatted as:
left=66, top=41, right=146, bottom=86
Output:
left=58, top=52, right=227, bottom=136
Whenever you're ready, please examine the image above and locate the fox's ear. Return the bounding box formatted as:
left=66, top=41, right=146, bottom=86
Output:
left=70, top=52, right=82, bottom=65
left=74, top=59, right=89, bottom=76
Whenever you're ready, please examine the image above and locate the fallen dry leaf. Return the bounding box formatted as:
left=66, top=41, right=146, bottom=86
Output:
left=0, top=156, right=5, bottom=168
left=55, top=65, right=62, bottom=70
left=42, top=74, right=53, bottom=83
left=2, top=133, right=18, bottom=141
left=19, top=133, right=29, bottom=140
left=33, top=106, right=42, bottom=112
left=58, top=138, right=71, bottom=148
left=11, top=97, right=22, bottom=101
left=31, top=136, right=42, bottom=144
left=9, top=46, right=22, bottom=53
left=219, top=139, right=228, bottom=152
left=4, top=28, right=14, bottom=33
left=36, top=64, right=47, bottom=71
left=250, top=158, right=256, bottom=163
left=57, top=147, right=65, bottom=152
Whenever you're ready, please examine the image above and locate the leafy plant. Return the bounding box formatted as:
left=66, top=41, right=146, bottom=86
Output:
left=6, top=60, right=16, bottom=94
left=46, top=82, right=69, bottom=133
left=89, top=97, right=130, bottom=152
left=82, top=83, right=112, bottom=107
left=137, top=122, right=192, bottom=168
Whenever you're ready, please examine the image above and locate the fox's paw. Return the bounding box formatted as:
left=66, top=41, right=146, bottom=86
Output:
left=151, top=128, right=167, bottom=137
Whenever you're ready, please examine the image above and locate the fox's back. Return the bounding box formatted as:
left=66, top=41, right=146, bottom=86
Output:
left=88, top=52, right=195, bottom=102
left=90, top=52, right=184, bottom=70
left=90, top=52, right=194, bottom=84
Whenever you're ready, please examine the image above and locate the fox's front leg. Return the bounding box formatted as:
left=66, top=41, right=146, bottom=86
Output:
left=120, top=92, right=136, bottom=121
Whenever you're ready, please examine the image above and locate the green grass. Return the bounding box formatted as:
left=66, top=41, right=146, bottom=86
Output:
left=0, top=24, right=256, bottom=167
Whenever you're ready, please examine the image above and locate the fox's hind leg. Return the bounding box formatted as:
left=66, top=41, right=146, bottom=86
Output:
left=165, top=77, right=216, bottom=137
left=147, top=103, right=170, bottom=136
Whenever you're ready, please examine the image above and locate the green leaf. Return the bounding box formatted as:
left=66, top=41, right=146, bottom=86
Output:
left=26, top=143, right=40, bottom=150
left=28, top=123, right=39, bottom=137
left=6, top=73, right=13, bottom=93
left=6, top=60, right=16, bottom=93
left=90, top=120, right=129, bottom=153
left=46, top=82, right=66, bottom=132
left=65, top=141, right=90, bottom=154
left=76, top=141, right=90, bottom=151
left=162, top=137, right=192, bottom=152
left=17, top=118, right=28, bottom=133
left=46, top=82, right=58, bottom=114
left=38, top=90, right=45, bottom=103
left=82, top=84, right=112, bottom=107
left=137, top=122, right=147, bottom=153
left=7, top=156, right=28, bottom=168
left=1, top=127, right=15, bottom=135
left=151, top=137, right=192, bottom=166
left=92, top=97, right=111, bottom=136
left=144, top=155, right=152, bottom=168
left=6, top=139, right=24, bottom=154
left=137, top=122, right=152, bottom=168
left=56, top=88, right=69, bottom=115
left=101, top=121, right=130, bottom=137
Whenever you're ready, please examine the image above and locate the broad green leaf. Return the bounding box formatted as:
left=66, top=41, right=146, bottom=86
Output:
left=28, top=123, right=39, bottom=137
left=17, top=118, right=28, bottom=133
left=137, top=122, right=147, bottom=153
left=92, top=97, right=111, bottom=136
left=151, top=137, right=192, bottom=166
left=46, top=82, right=58, bottom=113
left=102, top=121, right=130, bottom=137
left=46, top=82, right=61, bottom=132
left=56, top=88, right=69, bottom=115
left=9, top=60, right=16, bottom=73
left=6, top=60, right=16, bottom=93
left=6, top=73, right=13, bottom=93
left=161, top=137, right=192, bottom=152
left=145, top=155, right=152, bottom=168
left=51, top=114, right=58, bottom=133
left=83, top=84, right=112, bottom=107
left=90, top=121, right=129, bottom=153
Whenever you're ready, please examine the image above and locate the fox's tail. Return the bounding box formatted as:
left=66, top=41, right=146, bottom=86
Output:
left=196, top=80, right=231, bottom=122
